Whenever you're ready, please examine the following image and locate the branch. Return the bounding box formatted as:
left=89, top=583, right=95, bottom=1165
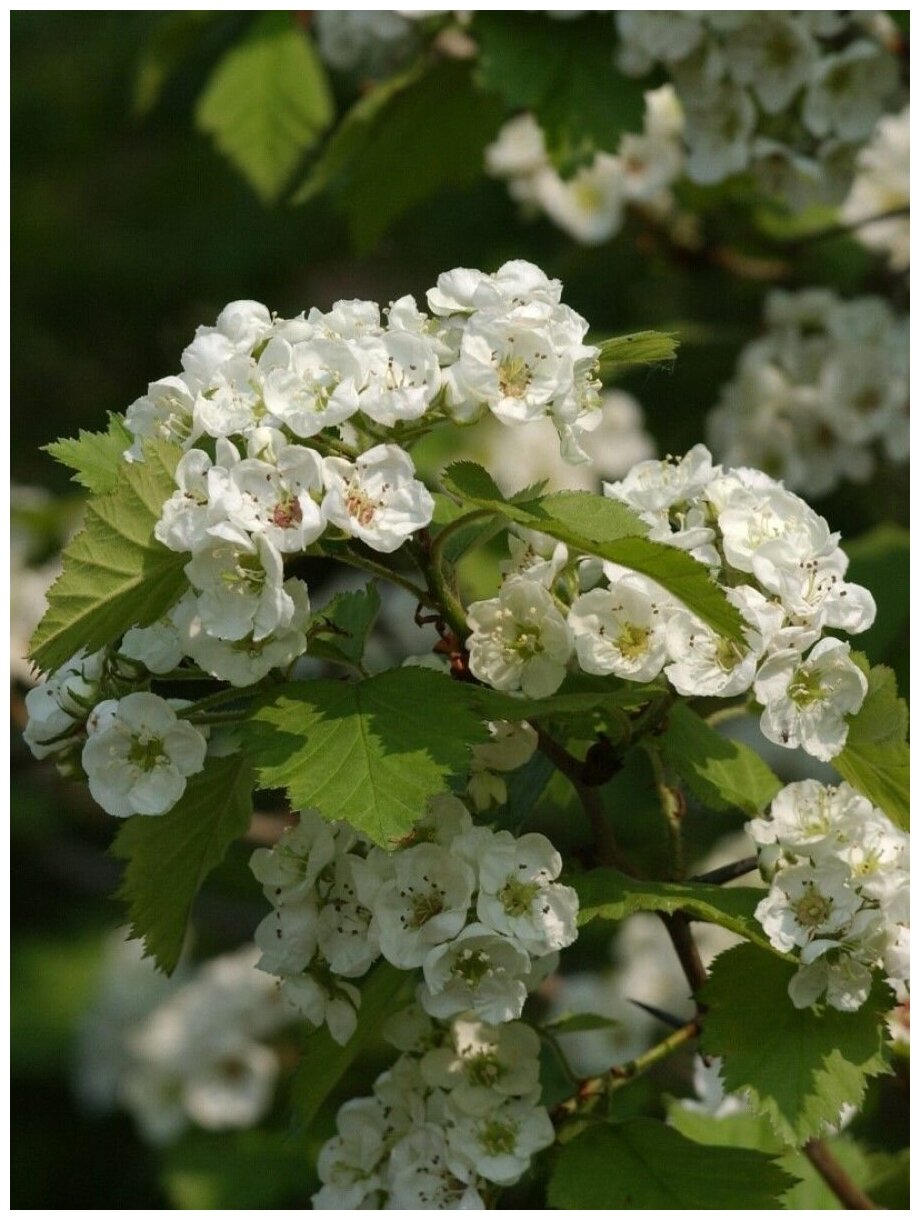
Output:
left=689, top=856, right=759, bottom=886
left=661, top=912, right=708, bottom=997
left=803, top=1139, right=879, bottom=1210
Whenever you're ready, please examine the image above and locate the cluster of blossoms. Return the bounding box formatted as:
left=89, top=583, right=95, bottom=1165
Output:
left=23, top=649, right=209, bottom=818
left=312, top=9, right=427, bottom=76
left=314, top=1005, right=553, bottom=1208
left=708, top=290, right=909, bottom=497
left=467, top=443, right=876, bottom=763
left=840, top=105, right=910, bottom=271
left=616, top=11, right=904, bottom=204
left=250, top=797, right=578, bottom=1045
left=748, top=781, right=909, bottom=1012
left=76, top=937, right=292, bottom=1145
left=485, top=86, right=686, bottom=247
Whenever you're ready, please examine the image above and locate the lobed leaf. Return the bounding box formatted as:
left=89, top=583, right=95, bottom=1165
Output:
left=548, top=1118, right=795, bottom=1209
left=247, top=668, right=489, bottom=845
left=309, top=584, right=381, bottom=668
left=29, top=439, right=187, bottom=673
left=44, top=414, right=132, bottom=495
left=699, top=944, right=892, bottom=1144
left=833, top=660, right=909, bottom=829
left=111, top=753, right=255, bottom=975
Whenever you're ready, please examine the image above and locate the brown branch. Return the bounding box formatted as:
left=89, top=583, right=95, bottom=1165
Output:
left=803, top=1139, right=879, bottom=1210
left=690, top=856, right=759, bottom=886
left=661, top=912, right=709, bottom=997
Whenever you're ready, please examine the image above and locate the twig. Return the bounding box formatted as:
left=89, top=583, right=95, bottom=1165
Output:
left=661, top=912, right=708, bottom=996
left=803, top=1139, right=879, bottom=1210
left=690, top=856, right=759, bottom=886
left=786, top=206, right=909, bottom=250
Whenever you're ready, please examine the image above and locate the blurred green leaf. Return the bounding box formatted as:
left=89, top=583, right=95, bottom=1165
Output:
left=844, top=525, right=909, bottom=676
left=161, top=1129, right=313, bottom=1209
left=196, top=13, right=333, bottom=203
left=133, top=11, right=217, bottom=117
left=660, top=704, right=782, bottom=816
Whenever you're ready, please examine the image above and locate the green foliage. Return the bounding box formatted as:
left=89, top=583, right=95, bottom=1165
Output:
left=834, top=659, right=909, bottom=829
left=659, top=704, right=782, bottom=816
left=111, top=753, right=255, bottom=975
left=845, top=525, right=909, bottom=679
left=44, top=414, right=131, bottom=495
left=442, top=461, right=746, bottom=642
left=196, top=13, right=333, bottom=203
left=468, top=676, right=667, bottom=726
left=597, top=330, right=680, bottom=374
left=548, top=1118, right=795, bottom=1208
left=296, top=60, right=505, bottom=250
left=290, top=963, right=414, bottom=1133
left=699, top=944, right=892, bottom=1145
left=29, top=440, right=187, bottom=673
left=133, top=11, right=218, bottom=116
left=161, top=1129, right=313, bottom=1209
left=309, top=584, right=381, bottom=668
left=574, top=868, right=775, bottom=953
left=473, top=13, right=648, bottom=170
left=248, top=668, right=489, bottom=845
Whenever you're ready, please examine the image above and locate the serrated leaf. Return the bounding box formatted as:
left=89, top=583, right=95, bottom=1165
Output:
left=660, top=704, right=782, bottom=816
left=44, top=414, right=131, bottom=495
left=574, top=868, right=775, bottom=953
left=290, top=962, right=414, bottom=1133
left=699, top=943, right=892, bottom=1144
left=474, top=13, right=647, bottom=170
left=548, top=1118, right=795, bottom=1208
left=466, top=678, right=666, bottom=725
left=309, top=584, right=381, bottom=667
left=598, top=330, right=680, bottom=373
left=247, top=669, right=489, bottom=845
left=441, top=462, right=745, bottom=643
left=29, top=440, right=187, bottom=673
left=833, top=661, right=909, bottom=829
left=196, top=13, right=333, bottom=203
left=111, top=753, right=255, bottom=975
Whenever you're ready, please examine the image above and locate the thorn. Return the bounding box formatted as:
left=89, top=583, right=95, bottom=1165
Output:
left=627, top=998, right=688, bottom=1029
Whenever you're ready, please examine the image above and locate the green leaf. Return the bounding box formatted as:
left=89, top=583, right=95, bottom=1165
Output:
left=29, top=440, right=187, bottom=673
left=441, top=462, right=745, bottom=643
left=111, top=754, right=255, bottom=975
left=845, top=525, right=909, bottom=676
left=296, top=60, right=504, bottom=249
left=292, top=57, right=427, bottom=204
left=660, top=704, right=782, bottom=816
left=545, top=1012, right=621, bottom=1034
left=196, top=13, right=333, bottom=203
left=574, top=868, right=775, bottom=953
left=290, top=962, right=413, bottom=1133
left=699, top=943, right=892, bottom=1144
left=44, top=414, right=131, bottom=495
left=833, top=661, right=909, bottom=829
left=598, top=331, right=680, bottom=374
left=466, top=677, right=667, bottom=726
left=161, top=1129, right=312, bottom=1210
left=247, top=668, right=489, bottom=845
left=309, top=584, right=381, bottom=667
left=474, top=13, right=648, bottom=169
left=548, top=1118, right=795, bottom=1208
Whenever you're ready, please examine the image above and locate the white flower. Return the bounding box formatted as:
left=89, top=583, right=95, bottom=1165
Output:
left=723, top=15, right=818, bottom=114
left=184, top=533, right=293, bottom=642
left=443, top=1096, right=555, bottom=1186
left=747, top=780, right=873, bottom=870
left=788, top=954, right=875, bottom=1012
left=569, top=581, right=670, bottom=681
left=500, top=530, right=569, bottom=590
left=313, top=1097, right=389, bottom=1209
left=322, top=443, right=434, bottom=553
left=840, top=107, right=909, bottom=270
left=193, top=355, right=263, bottom=439
left=281, top=973, right=360, bottom=1046
left=802, top=40, right=898, bottom=142
left=23, top=649, right=104, bottom=760
left=754, top=638, right=868, bottom=761
left=120, top=612, right=185, bottom=675
left=182, top=1040, right=279, bottom=1131
left=468, top=721, right=538, bottom=812
left=258, top=335, right=362, bottom=436
left=420, top=1018, right=542, bottom=1115
left=755, top=859, right=864, bottom=955
left=454, top=306, right=567, bottom=426
left=249, top=809, right=337, bottom=903
left=387, top=1125, right=485, bottom=1210
left=253, top=899, right=319, bottom=975
left=530, top=155, right=627, bottom=246
left=683, top=82, right=756, bottom=184
left=606, top=443, right=717, bottom=516
left=209, top=440, right=325, bottom=553
left=372, top=843, right=476, bottom=969
left=485, top=114, right=548, bottom=179
left=317, top=856, right=380, bottom=977
left=466, top=577, right=573, bottom=699
left=419, top=924, right=532, bottom=1024
left=355, top=329, right=442, bottom=426
left=125, top=375, right=197, bottom=459
left=155, top=446, right=229, bottom=554
left=476, top=831, right=579, bottom=955
left=81, top=692, right=207, bottom=818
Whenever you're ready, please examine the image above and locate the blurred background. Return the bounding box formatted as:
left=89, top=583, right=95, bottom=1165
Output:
left=11, top=12, right=908, bottom=1208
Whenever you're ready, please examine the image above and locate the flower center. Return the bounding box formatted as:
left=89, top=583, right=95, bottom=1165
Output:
left=129, top=734, right=166, bottom=771
left=466, top=1051, right=503, bottom=1088
left=272, top=496, right=303, bottom=528
left=409, top=890, right=445, bottom=928
left=499, top=876, right=540, bottom=917
left=616, top=622, right=651, bottom=661
left=792, top=883, right=833, bottom=928
left=479, top=1118, right=518, bottom=1157
left=345, top=487, right=378, bottom=527
left=497, top=354, right=532, bottom=399
left=789, top=664, right=825, bottom=707
left=453, top=948, right=493, bottom=986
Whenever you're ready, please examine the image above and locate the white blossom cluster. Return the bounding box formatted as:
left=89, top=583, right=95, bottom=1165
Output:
left=840, top=105, right=910, bottom=271
left=313, top=10, right=423, bottom=75
left=313, top=1005, right=553, bottom=1208
left=748, top=780, right=909, bottom=1012
left=23, top=650, right=209, bottom=819
left=250, top=797, right=578, bottom=1046
left=76, top=937, right=293, bottom=1145
left=708, top=290, right=909, bottom=497
left=485, top=85, right=685, bottom=246
left=467, top=445, right=876, bottom=763
left=616, top=12, right=904, bottom=205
